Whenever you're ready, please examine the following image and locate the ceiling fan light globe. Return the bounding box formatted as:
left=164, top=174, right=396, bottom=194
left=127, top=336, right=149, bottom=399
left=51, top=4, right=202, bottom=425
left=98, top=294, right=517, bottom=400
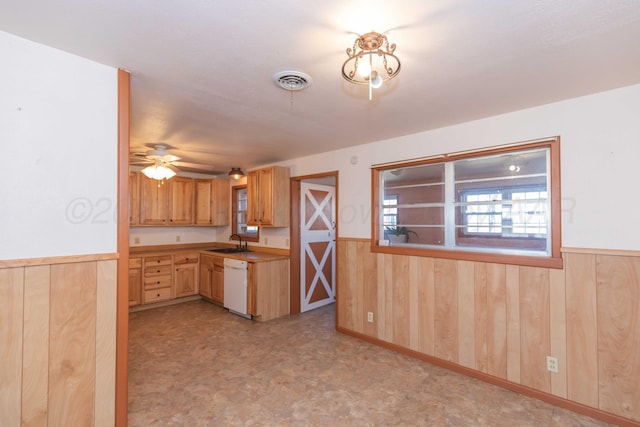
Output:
left=142, top=164, right=176, bottom=180
left=370, top=72, right=383, bottom=88
left=357, top=60, right=371, bottom=78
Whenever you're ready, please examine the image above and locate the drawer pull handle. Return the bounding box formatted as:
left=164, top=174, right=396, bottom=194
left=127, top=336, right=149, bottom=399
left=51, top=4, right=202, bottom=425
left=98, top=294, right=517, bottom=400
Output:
left=157, top=281, right=160, bottom=284
left=157, top=269, right=160, bottom=273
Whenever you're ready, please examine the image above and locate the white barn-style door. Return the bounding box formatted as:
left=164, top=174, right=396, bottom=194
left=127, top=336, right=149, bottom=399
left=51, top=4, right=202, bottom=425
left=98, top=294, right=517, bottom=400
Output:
left=300, top=182, right=336, bottom=312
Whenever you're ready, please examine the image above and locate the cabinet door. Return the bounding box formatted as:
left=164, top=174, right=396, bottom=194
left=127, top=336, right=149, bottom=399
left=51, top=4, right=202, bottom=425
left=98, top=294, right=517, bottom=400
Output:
left=128, top=257, right=142, bottom=306
left=258, top=168, right=274, bottom=226
left=129, top=171, right=140, bottom=225
left=211, top=258, right=224, bottom=304
left=198, top=255, right=214, bottom=299
left=169, top=176, right=194, bottom=225
left=246, top=171, right=259, bottom=226
left=175, top=262, right=198, bottom=297
left=211, top=178, right=230, bottom=226
left=139, top=176, right=170, bottom=225
left=194, top=179, right=213, bottom=225
left=270, top=166, right=290, bottom=227
left=246, top=167, right=290, bottom=227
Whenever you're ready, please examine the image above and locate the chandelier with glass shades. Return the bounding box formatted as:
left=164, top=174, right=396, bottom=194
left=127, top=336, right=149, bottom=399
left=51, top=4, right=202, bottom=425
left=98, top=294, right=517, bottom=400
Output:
left=342, top=31, right=401, bottom=100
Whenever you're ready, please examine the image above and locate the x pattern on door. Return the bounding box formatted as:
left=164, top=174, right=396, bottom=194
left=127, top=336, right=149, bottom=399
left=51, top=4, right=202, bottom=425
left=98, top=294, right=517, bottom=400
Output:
left=301, top=185, right=335, bottom=312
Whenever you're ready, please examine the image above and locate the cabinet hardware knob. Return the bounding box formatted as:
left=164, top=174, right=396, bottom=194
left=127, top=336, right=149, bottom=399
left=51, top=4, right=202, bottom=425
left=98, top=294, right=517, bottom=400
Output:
left=156, top=281, right=160, bottom=284
left=157, top=269, right=160, bottom=273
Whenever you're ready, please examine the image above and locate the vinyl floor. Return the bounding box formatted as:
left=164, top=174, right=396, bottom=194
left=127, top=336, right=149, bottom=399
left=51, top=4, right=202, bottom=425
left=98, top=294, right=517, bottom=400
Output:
left=128, top=300, right=613, bottom=426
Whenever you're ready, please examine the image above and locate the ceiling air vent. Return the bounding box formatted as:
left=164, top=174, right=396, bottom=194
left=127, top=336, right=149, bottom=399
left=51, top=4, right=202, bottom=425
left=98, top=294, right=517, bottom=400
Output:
left=272, top=71, right=312, bottom=91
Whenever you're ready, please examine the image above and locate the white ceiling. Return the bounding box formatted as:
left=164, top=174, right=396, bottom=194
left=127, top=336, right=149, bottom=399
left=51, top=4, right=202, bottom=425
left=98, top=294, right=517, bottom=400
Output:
left=2, top=0, right=640, bottom=174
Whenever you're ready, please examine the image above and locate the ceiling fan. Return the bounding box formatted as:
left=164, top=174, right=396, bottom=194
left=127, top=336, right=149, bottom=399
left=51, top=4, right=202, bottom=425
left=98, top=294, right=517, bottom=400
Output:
left=130, top=144, right=219, bottom=180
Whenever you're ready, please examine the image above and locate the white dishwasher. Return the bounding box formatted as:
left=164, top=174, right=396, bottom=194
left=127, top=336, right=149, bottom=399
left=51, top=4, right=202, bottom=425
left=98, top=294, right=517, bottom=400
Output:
left=223, top=258, right=250, bottom=318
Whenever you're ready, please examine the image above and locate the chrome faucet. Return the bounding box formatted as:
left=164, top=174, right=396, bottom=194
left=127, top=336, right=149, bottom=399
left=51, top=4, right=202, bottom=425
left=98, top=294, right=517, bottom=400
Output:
left=230, top=233, right=244, bottom=251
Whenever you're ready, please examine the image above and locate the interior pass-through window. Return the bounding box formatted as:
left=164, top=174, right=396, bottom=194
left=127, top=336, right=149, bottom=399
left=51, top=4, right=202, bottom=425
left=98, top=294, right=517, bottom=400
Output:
left=371, top=137, right=562, bottom=268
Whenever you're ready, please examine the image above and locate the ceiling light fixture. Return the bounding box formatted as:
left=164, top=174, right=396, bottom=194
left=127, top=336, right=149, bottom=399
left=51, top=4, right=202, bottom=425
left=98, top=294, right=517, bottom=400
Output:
left=342, top=31, right=401, bottom=100
left=228, top=167, right=245, bottom=180
left=141, top=161, right=176, bottom=181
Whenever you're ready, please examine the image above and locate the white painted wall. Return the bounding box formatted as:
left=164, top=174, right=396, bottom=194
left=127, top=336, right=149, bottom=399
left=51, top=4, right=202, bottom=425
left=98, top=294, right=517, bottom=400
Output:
left=127, top=81, right=640, bottom=252
left=0, top=31, right=118, bottom=259
left=274, top=83, right=640, bottom=251
left=130, top=226, right=224, bottom=247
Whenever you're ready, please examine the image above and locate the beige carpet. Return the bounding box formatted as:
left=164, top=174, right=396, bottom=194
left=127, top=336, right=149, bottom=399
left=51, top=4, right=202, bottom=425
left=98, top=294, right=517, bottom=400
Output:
left=128, top=300, right=612, bottom=426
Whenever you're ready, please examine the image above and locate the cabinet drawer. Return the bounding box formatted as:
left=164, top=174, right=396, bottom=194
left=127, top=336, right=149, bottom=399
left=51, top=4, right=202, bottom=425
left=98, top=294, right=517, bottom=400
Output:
left=144, top=275, right=172, bottom=289
left=129, top=257, right=142, bottom=268
left=144, top=287, right=171, bottom=303
left=144, top=255, right=172, bottom=266
left=200, top=254, right=215, bottom=268
left=144, top=264, right=172, bottom=276
left=174, top=252, right=199, bottom=264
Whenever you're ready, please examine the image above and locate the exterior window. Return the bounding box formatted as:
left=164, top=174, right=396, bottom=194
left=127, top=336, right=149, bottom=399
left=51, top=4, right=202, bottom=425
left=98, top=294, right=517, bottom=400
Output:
left=372, top=137, right=562, bottom=268
left=232, top=185, right=259, bottom=242
left=383, top=195, right=398, bottom=226
left=463, top=191, right=503, bottom=234
left=461, top=188, right=548, bottom=236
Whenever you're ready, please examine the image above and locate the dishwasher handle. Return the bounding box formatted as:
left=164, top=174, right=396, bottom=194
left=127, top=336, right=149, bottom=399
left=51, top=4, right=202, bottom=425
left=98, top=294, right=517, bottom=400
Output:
left=223, top=258, right=248, bottom=270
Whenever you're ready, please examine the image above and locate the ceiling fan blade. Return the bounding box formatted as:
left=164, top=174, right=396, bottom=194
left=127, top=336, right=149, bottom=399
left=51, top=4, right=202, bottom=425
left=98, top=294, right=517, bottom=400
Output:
left=130, top=158, right=153, bottom=165
left=165, top=163, right=180, bottom=173
left=173, top=161, right=219, bottom=172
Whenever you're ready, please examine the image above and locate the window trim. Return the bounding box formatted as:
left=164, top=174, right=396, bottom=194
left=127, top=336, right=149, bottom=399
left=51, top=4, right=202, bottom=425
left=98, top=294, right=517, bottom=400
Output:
left=371, top=137, right=562, bottom=269
left=231, top=184, right=260, bottom=242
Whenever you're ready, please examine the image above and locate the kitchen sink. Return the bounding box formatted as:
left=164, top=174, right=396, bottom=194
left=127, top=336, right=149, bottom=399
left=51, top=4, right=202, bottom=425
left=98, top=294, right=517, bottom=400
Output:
left=205, top=248, right=251, bottom=254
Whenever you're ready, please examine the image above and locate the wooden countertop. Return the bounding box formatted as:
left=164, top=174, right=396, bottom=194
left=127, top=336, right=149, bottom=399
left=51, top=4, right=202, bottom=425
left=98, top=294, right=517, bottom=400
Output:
left=199, top=250, right=288, bottom=263
left=129, top=242, right=289, bottom=263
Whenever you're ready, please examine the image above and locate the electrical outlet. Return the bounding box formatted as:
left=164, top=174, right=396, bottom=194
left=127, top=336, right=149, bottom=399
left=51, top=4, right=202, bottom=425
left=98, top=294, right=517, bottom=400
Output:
left=176, top=235, right=181, bottom=242
left=367, top=312, right=374, bottom=323
left=264, top=238, right=268, bottom=245
left=285, top=238, right=289, bottom=247
left=134, top=237, right=140, bottom=245
left=547, top=356, right=559, bottom=373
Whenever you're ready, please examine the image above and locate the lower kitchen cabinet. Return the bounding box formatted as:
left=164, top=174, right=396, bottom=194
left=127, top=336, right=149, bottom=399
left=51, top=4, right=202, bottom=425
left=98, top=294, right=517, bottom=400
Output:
left=174, top=252, right=199, bottom=297
left=211, top=257, right=224, bottom=304
left=129, top=248, right=289, bottom=319
left=128, top=257, right=142, bottom=306
left=199, top=254, right=213, bottom=300
left=248, top=258, right=289, bottom=322
left=199, top=254, right=224, bottom=305
left=143, top=254, right=173, bottom=304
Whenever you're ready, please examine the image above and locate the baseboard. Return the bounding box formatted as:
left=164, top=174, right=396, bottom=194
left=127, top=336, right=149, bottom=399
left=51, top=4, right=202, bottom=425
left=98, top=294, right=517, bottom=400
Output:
left=129, top=295, right=201, bottom=312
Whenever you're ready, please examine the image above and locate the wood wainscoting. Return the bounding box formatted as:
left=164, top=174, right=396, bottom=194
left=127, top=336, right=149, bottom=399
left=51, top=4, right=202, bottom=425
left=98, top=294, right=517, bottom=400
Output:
left=337, top=238, right=640, bottom=426
left=0, top=255, right=117, bottom=427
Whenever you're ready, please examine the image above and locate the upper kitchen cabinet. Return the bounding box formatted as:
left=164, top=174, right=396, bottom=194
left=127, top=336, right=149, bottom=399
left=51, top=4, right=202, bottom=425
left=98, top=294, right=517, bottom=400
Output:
left=247, top=166, right=290, bottom=227
left=168, top=176, right=195, bottom=225
left=194, top=178, right=230, bottom=226
left=129, top=170, right=140, bottom=225
left=137, top=174, right=194, bottom=225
